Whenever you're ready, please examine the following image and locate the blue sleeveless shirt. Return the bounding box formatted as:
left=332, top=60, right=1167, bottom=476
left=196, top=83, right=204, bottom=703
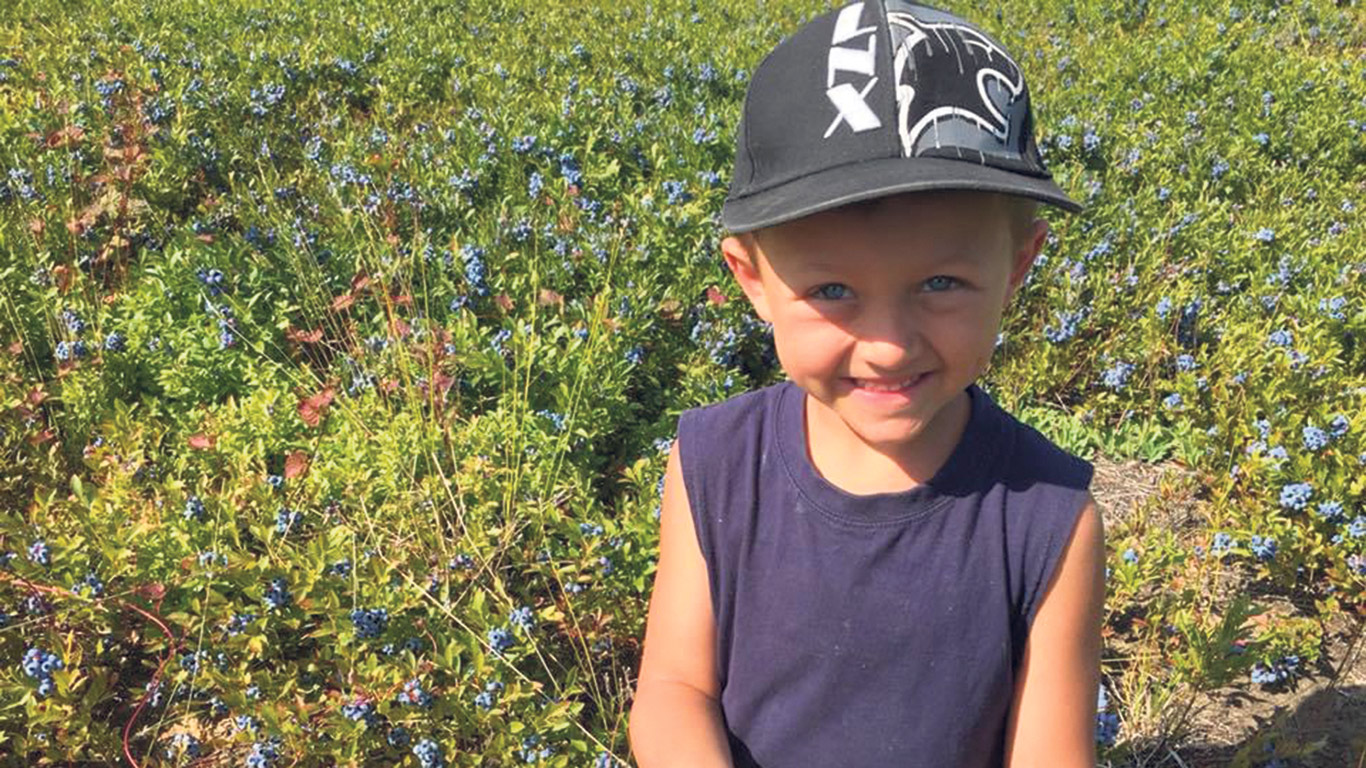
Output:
left=676, top=379, right=1093, bottom=768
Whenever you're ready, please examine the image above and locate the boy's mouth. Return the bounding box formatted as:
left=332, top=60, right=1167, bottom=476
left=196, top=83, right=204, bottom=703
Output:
left=846, top=372, right=931, bottom=395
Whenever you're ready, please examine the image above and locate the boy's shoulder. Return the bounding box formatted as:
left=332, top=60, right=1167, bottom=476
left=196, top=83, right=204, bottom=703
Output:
left=987, top=397, right=1095, bottom=492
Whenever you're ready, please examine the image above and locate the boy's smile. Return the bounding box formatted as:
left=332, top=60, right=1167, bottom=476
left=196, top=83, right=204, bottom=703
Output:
left=722, top=191, right=1046, bottom=492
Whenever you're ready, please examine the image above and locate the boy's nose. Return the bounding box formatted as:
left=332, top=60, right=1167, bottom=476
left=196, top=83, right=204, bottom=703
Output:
left=855, top=314, right=925, bottom=369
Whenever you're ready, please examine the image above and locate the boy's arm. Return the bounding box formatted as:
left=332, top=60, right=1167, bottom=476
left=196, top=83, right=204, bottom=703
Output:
left=628, top=442, right=734, bottom=768
left=1003, top=492, right=1107, bottom=768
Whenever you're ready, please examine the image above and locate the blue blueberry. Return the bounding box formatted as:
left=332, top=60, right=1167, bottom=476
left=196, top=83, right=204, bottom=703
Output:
left=1347, top=516, right=1366, bottom=538
left=1315, top=501, right=1345, bottom=523
left=1044, top=309, right=1084, bottom=343
left=350, top=607, right=389, bottom=640
left=509, top=606, right=535, bottom=633
left=275, top=507, right=302, bottom=535
left=1328, top=414, right=1349, bottom=437
left=1279, top=483, right=1312, bottom=511
left=1248, top=535, right=1277, bottom=562
left=245, top=737, right=282, bottom=768
left=397, top=677, right=434, bottom=708
left=488, top=626, right=515, bottom=653
left=60, top=307, right=86, bottom=335
left=1302, top=426, right=1329, bottom=452
left=28, top=540, right=50, bottom=566
left=1100, top=361, right=1134, bottom=390
left=226, top=612, right=256, bottom=636
left=166, top=732, right=202, bottom=760
left=262, top=578, right=292, bottom=611
left=21, top=647, right=63, bottom=698
left=412, top=737, right=445, bottom=768
left=74, top=570, right=104, bottom=598
left=103, top=332, right=126, bottom=352
left=1155, top=296, right=1172, bottom=320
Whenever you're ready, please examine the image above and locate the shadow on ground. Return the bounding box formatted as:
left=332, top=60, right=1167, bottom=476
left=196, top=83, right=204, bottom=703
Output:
left=1118, top=683, right=1365, bottom=767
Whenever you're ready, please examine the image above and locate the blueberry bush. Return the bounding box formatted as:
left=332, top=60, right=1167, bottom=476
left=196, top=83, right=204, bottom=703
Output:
left=0, top=0, right=1363, bottom=765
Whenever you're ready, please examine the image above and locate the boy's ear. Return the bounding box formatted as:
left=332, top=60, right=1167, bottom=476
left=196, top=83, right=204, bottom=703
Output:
left=1003, top=218, right=1049, bottom=309
left=721, top=234, right=774, bottom=323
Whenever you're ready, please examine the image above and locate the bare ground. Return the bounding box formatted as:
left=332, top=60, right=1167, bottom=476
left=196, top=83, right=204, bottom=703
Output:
left=1089, top=456, right=1366, bottom=768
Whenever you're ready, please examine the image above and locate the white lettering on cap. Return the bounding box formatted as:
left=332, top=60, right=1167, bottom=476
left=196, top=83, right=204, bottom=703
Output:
left=824, top=2, right=883, bottom=139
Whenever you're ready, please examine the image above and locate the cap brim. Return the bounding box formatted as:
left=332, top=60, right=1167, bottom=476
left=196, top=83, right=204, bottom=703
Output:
left=721, top=156, right=1083, bottom=233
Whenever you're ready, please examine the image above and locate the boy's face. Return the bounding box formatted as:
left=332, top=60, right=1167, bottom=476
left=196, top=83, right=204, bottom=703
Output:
left=721, top=192, right=1046, bottom=468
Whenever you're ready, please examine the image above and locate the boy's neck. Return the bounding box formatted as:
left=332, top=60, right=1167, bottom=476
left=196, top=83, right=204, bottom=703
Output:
left=801, top=386, right=971, bottom=496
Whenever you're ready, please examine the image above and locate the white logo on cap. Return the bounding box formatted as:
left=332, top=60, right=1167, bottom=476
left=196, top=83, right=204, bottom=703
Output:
left=887, top=9, right=1025, bottom=158
left=824, top=2, right=882, bottom=139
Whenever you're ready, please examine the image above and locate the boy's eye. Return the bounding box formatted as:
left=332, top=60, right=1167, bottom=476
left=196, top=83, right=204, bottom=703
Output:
left=811, top=283, right=851, bottom=301
left=924, top=275, right=961, bottom=292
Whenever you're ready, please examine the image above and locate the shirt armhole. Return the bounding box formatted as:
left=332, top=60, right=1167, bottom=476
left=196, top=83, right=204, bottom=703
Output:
left=1021, top=488, right=1089, bottom=634
left=675, top=410, right=714, bottom=580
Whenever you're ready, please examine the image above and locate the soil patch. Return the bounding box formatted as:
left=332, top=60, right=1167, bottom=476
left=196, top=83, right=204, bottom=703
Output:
left=1089, top=456, right=1366, bottom=767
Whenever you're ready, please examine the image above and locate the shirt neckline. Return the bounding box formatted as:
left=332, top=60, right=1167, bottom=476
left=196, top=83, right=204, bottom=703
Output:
left=775, top=378, right=1002, bottom=526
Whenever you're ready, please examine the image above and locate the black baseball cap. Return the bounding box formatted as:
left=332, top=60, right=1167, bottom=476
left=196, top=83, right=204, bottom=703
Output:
left=722, top=0, right=1081, bottom=234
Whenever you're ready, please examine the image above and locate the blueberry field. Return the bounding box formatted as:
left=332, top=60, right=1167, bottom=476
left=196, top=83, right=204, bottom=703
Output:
left=1, top=0, right=1365, bottom=765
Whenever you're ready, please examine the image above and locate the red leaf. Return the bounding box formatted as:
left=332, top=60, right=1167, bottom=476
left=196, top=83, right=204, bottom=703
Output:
left=330, top=293, right=355, bottom=312
left=286, top=326, right=324, bottom=344
left=706, top=285, right=728, bottom=305
left=187, top=433, right=216, bottom=450
left=298, top=387, right=335, bottom=428
left=494, top=294, right=514, bottom=312
left=284, top=450, right=310, bottom=480
left=312, top=388, right=336, bottom=410
left=351, top=272, right=371, bottom=293
left=45, top=124, right=85, bottom=149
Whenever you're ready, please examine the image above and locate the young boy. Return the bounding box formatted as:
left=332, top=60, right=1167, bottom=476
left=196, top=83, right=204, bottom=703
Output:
left=629, top=2, right=1106, bottom=767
